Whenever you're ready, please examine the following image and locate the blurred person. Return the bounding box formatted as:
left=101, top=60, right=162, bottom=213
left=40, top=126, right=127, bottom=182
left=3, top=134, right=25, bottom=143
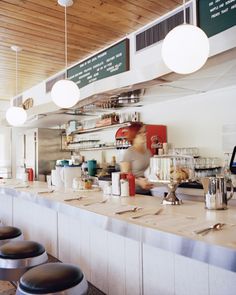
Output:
left=120, top=123, right=153, bottom=195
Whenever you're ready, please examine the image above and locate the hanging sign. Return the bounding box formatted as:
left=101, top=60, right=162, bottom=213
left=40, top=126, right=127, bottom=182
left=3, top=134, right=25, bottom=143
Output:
left=67, top=39, right=130, bottom=89
left=198, top=0, right=236, bottom=37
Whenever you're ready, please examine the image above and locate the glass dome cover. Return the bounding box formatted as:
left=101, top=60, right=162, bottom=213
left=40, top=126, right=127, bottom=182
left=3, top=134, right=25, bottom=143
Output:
left=149, top=155, right=194, bottom=205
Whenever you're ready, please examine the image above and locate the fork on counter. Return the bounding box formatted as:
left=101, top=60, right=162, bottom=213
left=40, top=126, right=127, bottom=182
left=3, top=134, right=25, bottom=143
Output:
left=83, top=199, right=108, bottom=206
left=131, top=208, right=163, bottom=219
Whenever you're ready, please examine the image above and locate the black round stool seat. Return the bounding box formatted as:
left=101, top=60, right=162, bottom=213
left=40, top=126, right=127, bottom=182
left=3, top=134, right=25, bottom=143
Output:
left=0, top=226, right=22, bottom=240
left=17, top=263, right=88, bottom=295
left=0, top=240, right=48, bottom=282
left=0, top=241, right=45, bottom=260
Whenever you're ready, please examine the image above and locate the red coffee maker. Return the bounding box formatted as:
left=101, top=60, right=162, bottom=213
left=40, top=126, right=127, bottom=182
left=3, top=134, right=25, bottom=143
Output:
left=115, top=123, right=167, bottom=155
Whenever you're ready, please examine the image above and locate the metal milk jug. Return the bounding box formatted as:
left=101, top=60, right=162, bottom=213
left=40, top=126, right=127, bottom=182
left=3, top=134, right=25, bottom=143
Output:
left=203, top=176, right=234, bottom=210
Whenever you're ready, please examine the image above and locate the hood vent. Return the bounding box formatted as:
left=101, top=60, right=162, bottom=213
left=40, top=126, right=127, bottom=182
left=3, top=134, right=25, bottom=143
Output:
left=12, top=95, right=23, bottom=107
left=46, top=72, right=65, bottom=93
left=136, top=4, right=192, bottom=52
left=75, top=89, right=144, bottom=112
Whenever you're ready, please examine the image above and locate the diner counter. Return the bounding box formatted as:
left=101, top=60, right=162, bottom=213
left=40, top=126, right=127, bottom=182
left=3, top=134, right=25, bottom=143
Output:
left=1, top=180, right=236, bottom=273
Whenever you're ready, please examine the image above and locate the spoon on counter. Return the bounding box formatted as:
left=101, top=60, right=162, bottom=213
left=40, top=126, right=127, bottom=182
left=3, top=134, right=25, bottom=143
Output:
left=194, top=223, right=225, bottom=235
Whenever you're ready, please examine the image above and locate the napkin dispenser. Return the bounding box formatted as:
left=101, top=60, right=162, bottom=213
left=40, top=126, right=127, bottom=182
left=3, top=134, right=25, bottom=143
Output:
left=112, top=172, right=120, bottom=195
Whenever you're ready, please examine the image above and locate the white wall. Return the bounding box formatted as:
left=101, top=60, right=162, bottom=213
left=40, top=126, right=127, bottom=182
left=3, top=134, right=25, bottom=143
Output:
left=140, top=85, right=236, bottom=158
left=1, top=1, right=235, bottom=166
left=0, top=127, right=11, bottom=172
left=80, top=85, right=236, bottom=165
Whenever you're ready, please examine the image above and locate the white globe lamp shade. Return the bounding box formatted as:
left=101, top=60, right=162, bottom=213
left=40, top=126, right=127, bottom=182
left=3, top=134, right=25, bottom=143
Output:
left=6, top=106, right=27, bottom=126
left=161, top=24, right=209, bottom=74
left=51, top=79, right=80, bottom=108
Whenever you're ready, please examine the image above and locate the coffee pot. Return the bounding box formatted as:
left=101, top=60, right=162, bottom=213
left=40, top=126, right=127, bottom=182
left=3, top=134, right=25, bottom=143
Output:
left=202, top=176, right=234, bottom=210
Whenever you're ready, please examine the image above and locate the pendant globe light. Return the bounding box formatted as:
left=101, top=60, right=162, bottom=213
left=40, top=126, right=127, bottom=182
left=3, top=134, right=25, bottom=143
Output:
left=51, top=0, right=80, bottom=108
left=161, top=0, right=209, bottom=74
left=6, top=46, right=27, bottom=126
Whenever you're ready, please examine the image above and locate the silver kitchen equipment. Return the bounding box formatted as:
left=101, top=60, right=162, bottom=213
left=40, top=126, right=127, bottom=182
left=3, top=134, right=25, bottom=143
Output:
left=149, top=155, right=194, bottom=205
left=202, top=176, right=234, bottom=210
left=14, top=128, right=71, bottom=180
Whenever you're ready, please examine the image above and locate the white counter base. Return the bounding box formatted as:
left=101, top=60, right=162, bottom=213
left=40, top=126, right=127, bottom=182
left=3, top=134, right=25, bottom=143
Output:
left=0, top=181, right=236, bottom=295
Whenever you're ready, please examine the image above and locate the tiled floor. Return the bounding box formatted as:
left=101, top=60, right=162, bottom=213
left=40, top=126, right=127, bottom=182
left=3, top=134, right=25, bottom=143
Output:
left=0, top=281, right=15, bottom=295
left=0, top=254, right=105, bottom=295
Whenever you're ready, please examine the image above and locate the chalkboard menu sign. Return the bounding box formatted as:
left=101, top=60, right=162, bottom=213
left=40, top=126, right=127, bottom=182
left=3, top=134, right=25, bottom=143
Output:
left=198, top=0, right=236, bottom=37
left=67, top=39, right=130, bottom=89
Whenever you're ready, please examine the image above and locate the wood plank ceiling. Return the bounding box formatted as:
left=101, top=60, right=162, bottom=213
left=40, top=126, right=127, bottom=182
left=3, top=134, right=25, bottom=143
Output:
left=0, top=0, right=182, bottom=101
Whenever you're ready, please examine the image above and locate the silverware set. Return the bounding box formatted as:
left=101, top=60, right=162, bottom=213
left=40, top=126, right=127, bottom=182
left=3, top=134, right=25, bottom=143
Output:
left=64, top=197, right=84, bottom=202
left=115, top=207, right=142, bottom=215
left=13, top=185, right=29, bottom=189
left=194, top=223, right=225, bottom=235
left=83, top=199, right=108, bottom=206
left=37, top=190, right=54, bottom=194
left=131, top=208, right=163, bottom=219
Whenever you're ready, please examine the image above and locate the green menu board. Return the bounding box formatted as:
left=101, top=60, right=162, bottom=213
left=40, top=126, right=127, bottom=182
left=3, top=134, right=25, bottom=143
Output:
left=198, top=0, right=236, bottom=37
left=67, top=39, right=130, bottom=89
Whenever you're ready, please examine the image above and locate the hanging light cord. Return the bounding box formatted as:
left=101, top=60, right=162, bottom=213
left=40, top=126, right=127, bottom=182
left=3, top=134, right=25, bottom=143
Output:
left=183, top=0, right=186, bottom=24
left=64, top=5, right=68, bottom=79
left=15, top=49, right=18, bottom=96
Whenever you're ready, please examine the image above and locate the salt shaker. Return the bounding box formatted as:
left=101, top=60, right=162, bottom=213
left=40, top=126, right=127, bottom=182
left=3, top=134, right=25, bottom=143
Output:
left=120, top=178, right=129, bottom=197
left=72, top=177, right=79, bottom=191
left=103, top=181, right=112, bottom=197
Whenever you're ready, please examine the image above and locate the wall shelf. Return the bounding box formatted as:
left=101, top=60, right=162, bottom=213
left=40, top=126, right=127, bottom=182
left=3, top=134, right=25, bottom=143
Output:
left=71, top=122, right=132, bottom=135
left=69, top=139, right=100, bottom=144
left=66, top=146, right=116, bottom=151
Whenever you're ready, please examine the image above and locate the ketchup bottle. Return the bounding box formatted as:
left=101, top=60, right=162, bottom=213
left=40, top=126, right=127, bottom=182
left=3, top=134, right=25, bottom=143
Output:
left=127, top=173, right=135, bottom=197
left=27, top=168, right=34, bottom=181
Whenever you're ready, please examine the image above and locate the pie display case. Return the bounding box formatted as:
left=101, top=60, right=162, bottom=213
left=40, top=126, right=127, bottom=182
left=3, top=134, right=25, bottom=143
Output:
left=149, top=155, right=195, bottom=205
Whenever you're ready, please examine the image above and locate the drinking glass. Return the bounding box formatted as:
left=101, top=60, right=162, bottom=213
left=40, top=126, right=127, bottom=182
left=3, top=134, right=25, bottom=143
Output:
left=46, top=175, right=52, bottom=188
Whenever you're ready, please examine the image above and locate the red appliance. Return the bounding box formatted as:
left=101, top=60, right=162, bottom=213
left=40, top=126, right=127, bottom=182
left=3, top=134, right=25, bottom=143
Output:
left=27, top=168, right=34, bottom=181
left=115, top=124, right=167, bottom=155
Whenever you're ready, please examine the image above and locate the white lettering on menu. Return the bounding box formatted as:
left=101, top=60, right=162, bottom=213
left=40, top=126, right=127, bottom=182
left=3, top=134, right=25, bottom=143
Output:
left=209, top=0, right=236, bottom=19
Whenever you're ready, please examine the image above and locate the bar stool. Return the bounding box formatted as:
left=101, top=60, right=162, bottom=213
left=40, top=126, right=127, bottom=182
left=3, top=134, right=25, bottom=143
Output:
left=16, top=262, right=88, bottom=295
left=0, top=240, right=48, bottom=281
left=0, top=226, right=23, bottom=246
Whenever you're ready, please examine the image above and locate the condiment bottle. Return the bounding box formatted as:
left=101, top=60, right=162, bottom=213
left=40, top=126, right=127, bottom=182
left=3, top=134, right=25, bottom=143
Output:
left=111, top=156, right=116, bottom=167
left=27, top=168, right=34, bottom=181
left=127, top=173, right=135, bottom=197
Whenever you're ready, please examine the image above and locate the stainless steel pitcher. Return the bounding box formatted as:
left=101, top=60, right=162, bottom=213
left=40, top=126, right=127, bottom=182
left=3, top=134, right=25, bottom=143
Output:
left=202, top=176, right=234, bottom=210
